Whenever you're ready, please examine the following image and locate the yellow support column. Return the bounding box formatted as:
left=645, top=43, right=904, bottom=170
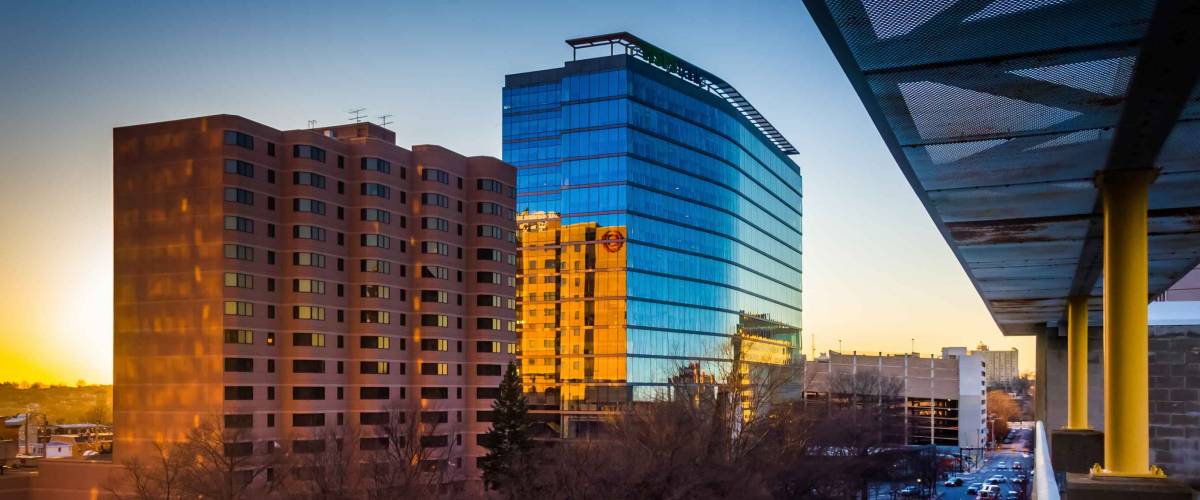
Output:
left=1066, top=295, right=1089, bottom=430
left=1095, top=169, right=1161, bottom=478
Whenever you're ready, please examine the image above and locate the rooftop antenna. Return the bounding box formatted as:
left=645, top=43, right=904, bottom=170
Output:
left=307, top=120, right=317, bottom=129
left=378, top=114, right=393, bottom=127
left=348, top=108, right=367, bottom=123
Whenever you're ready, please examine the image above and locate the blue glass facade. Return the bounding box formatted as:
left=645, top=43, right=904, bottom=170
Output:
left=505, top=53, right=802, bottom=424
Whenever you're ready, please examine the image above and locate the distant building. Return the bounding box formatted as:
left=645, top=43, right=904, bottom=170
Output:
left=803, top=350, right=987, bottom=449
left=971, top=343, right=1019, bottom=388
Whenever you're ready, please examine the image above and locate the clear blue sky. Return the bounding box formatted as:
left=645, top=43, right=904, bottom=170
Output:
left=0, top=0, right=1033, bottom=384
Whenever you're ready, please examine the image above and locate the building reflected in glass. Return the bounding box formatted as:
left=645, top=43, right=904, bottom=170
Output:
left=504, top=34, right=803, bottom=436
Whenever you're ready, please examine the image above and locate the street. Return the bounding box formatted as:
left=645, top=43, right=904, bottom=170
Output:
left=938, top=427, right=1033, bottom=500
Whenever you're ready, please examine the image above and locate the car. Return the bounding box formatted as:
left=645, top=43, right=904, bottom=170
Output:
left=1011, top=476, right=1026, bottom=485
left=897, top=485, right=921, bottom=497
left=967, top=483, right=983, bottom=495
left=977, top=486, right=998, bottom=499
left=944, top=477, right=964, bottom=487
left=1005, top=491, right=1020, bottom=499
left=996, top=462, right=1007, bottom=469
left=1012, top=462, right=1022, bottom=470
left=987, top=476, right=1003, bottom=485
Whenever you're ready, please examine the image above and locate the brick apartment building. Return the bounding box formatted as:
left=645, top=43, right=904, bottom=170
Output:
left=112, top=115, right=516, bottom=484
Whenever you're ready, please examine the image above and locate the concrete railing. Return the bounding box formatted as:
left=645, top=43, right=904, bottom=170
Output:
left=1033, top=421, right=1061, bottom=500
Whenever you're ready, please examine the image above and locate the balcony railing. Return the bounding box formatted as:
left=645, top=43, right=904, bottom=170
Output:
left=1033, top=421, right=1061, bottom=500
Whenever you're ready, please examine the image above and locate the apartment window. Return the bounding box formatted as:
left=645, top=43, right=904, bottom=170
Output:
left=292, top=440, right=325, bottom=454
left=293, top=171, right=327, bottom=189
left=224, top=272, right=253, bottom=289
left=420, top=339, right=448, bottom=352
left=361, top=157, right=391, bottom=174
left=361, top=183, right=390, bottom=199
left=292, top=144, right=326, bottom=162
left=224, top=329, right=254, bottom=344
left=359, top=412, right=390, bottom=426
left=223, top=244, right=254, bottom=261
left=292, top=387, right=325, bottom=400
left=360, top=437, right=389, bottom=451
left=360, top=336, right=390, bottom=350
left=293, top=279, right=326, bottom=295
left=360, top=310, right=390, bottom=324
left=476, top=411, right=496, bottom=423
left=477, top=178, right=506, bottom=193
left=359, top=387, right=389, bottom=400
left=292, top=360, right=325, bottom=374
left=476, top=225, right=509, bottom=240
left=477, top=318, right=501, bottom=330
left=420, top=290, right=448, bottom=304
left=360, top=361, right=390, bottom=375
left=420, top=387, right=449, bottom=400
left=224, top=386, right=253, bottom=400
left=477, top=387, right=500, bottom=399
left=421, top=193, right=449, bottom=208
left=224, top=301, right=253, bottom=317
left=421, top=168, right=450, bottom=184
left=477, top=364, right=502, bottom=376
left=361, top=285, right=390, bottom=299
left=292, top=413, right=325, bottom=427
left=420, top=314, right=449, bottom=327
left=420, top=412, right=448, bottom=424
left=476, top=272, right=502, bottom=284
left=224, top=358, right=254, bottom=373
left=267, top=142, right=276, bottom=156
left=420, top=363, right=448, bottom=376
left=360, top=259, right=391, bottom=274
left=476, top=341, right=501, bottom=353
left=361, top=208, right=390, bottom=224
left=224, top=187, right=254, bottom=205
left=224, top=216, right=254, bottom=233
left=293, top=252, right=327, bottom=268
left=476, top=295, right=503, bottom=308
left=292, top=225, right=326, bottom=241
left=224, top=414, right=253, bottom=428
left=223, top=159, right=254, bottom=178
left=476, top=249, right=503, bottom=262
left=293, top=198, right=326, bottom=215
left=421, top=266, right=449, bottom=280
left=361, top=234, right=390, bottom=249
left=223, top=130, right=254, bottom=150
left=421, top=241, right=450, bottom=256
left=421, top=217, right=449, bottom=231
left=292, top=306, right=326, bottom=321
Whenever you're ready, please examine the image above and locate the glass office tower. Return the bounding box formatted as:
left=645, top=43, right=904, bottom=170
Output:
left=504, top=33, right=803, bottom=436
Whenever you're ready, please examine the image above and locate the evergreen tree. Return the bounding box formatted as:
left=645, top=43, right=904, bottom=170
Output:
left=478, top=360, right=532, bottom=492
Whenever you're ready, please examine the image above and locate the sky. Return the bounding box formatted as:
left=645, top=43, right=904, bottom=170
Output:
left=0, top=0, right=1034, bottom=385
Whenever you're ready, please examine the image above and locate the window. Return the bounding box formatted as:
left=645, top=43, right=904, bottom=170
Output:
left=224, top=301, right=253, bottom=317
left=224, top=358, right=254, bottom=372
left=360, top=336, right=390, bottom=349
left=223, top=130, right=254, bottom=150
left=361, top=183, right=390, bottom=199
left=292, top=413, right=325, bottom=427
left=420, top=363, right=448, bottom=376
left=224, top=187, right=254, bottom=205
left=360, top=437, right=389, bottom=451
left=224, top=159, right=254, bottom=178
left=361, top=285, right=390, bottom=299
left=267, top=142, right=276, bottom=156
left=476, top=225, right=510, bottom=240
left=476, top=341, right=501, bottom=353
left=293, top=198, right=326, bottom=215
left=224, top=414, right=253, bottom=428
left=361, top=208, right=390, bottom=224
left=477, top=364, right=502, bottom=376
left=477, top=202, right=514, bottom=219
left=361, top=157, right=391, bottom=173
left=224, top=386, right=253, bottom=400
left=361, top=234, right=390, bottom=249
left=292, top=225, right=326, bottom=241
left=476, top=411, right=496, bottom=423
left=292, top=306, right=326, bottom=320
left=223, top=244, right=254, bottom=261
left=476, top=272, right=502, bottom=284
left=360, top=310, right=390, bottom=324
left=477, top=387, right=500, bottom=399
left=292, top=332, right=325, bottom=347
left=292, top=360, right=325, bottom=373
left=224, top=272, right=253, bottom=289
left=420, top=412, right=448, bottom=424
left=477, top=178, right=505, bottom=193
left=477, top=318, right=501, bottom=330
left=292, top=439, right=325, bottom=454
left=421, top=168, right=450, bottom=184
left=293, top=252, right=326, bottom=268
left=293, top=279, right=325, bottom=295
left=360, top=361, right=390, bottom=375
left=421, top=241, right=450, bottom=255
left=224, top=216, right=254, bottom=233
left=359, top=387, right=389, bottom=400
left=224, top=329, right=254, bottom=344
left=421, top=314, right=449, bottom=327
left=292, top=387, right=325, bottom=400
left=421, top=290, right=448, bottom=304
left=421, top=217, right=449, bottom=231
left=421, top=266, right=449, bottom=280
left=420, top=339, right=448, bottom=352
left=421, top=193, right=449, bottom=208
left=293, top=171, right=327, bottom=189
left=477, top=249, right=504, bottom=262
left=360, top=259, right=391, bottom=274
left=292, top=144, right=326, bottom=162
left=420, top=387, right=449, bottom=400
left=359, top=412, right=390, bottom=426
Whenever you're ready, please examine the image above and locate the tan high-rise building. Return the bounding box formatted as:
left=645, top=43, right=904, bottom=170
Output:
left=972, top=343, right=1019, bottom=388
left=113, top=114, right=516, bottom=483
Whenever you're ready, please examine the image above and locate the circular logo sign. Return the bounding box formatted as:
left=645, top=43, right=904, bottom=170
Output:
left=601, top=230, right=625, bottom=253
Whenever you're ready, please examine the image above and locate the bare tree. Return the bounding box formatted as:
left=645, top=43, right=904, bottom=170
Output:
left=361, top=403, right=464, bottom=499
left=104, top=441, right=189, bottom=500
left=279, top=425, right=363, bottom=500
